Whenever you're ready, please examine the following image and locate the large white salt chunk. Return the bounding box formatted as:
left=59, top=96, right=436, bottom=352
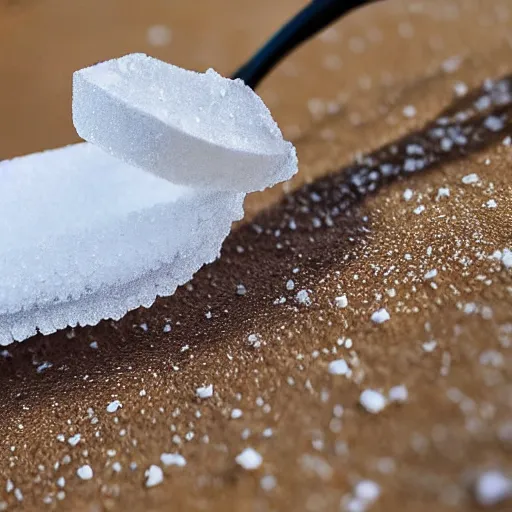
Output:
left=0, top=143, right=244, bottom=345
left=73, top=53, right=297, bottom=193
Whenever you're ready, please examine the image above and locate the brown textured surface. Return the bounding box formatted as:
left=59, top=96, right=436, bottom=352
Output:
left=1, top=1, right=512, bottom=511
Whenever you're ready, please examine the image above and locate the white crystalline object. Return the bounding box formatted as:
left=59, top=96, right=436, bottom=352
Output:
left=328, top=359, right=349, bottom=376
left=196, top=384, right=214, bottom=399
left=359, top=389, right=387, bottom=414
left=0, top=143, right=244, bottom=345
left=76, top=465, right=93, bottom=481
left=236, top=448, right=263, bottom=470
left=106, top=400, right=122, bottom=413
left=160, top=453, right=186, bottom=467
left=145, top=465, right=164, bottom=488
left=73, top=53, right=298, bottom=193
left=474, top=470, right=512, bottom=506
left=371, top=308, right=390, bottom=324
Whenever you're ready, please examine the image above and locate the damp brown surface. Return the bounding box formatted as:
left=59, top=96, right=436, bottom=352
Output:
left=1, top=1, right=512, bottom=511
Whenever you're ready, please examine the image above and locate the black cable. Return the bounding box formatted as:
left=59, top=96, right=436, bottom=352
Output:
left=232, top=0, right=379, bottom=89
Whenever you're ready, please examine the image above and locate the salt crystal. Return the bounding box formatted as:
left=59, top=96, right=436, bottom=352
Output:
left=0, top=143, right=245, bottom=345
left=231, top=408, right=243, bottom=419
left=106, top=400, right=122, bottom=413
left=296, top=289, right=312, bottom=306
left=359, top=389, right=387, bottom=413
left=328, top=359, right=349, bottom=375
left=371, top=308, right=390, bottom=324
left=413, top=205, right=425, bottom=215
left=388, top=385, right=408, bottom=403
left=73, top=53, right=297, bottom=192
left=403, top=188, right=414, bottom=201
left=436, top=187, right=450, bottom=200
left=485, top=199, right=497, bottom=209
left=145, top=465, right=164, bottom=487
left=68, top=434, right=81, bottom=447
left=334, top=295, right=348, bottom=308
left=402, top=105, right=417, bottom=118
left=462, top=173, right=480, bottom=184
left=424, top=269, right=438, bottom=280
left=474, top=470, right=512, bottom=507
left=160, top=453, right=186, bottom=467
left=196, top=384, right=213, bottom=399
left=236, top=448, right=263, bottom=470
left=484, top=116, right=505, bottom=132
left=354, top=480, right=381, bottom=503
left=76, top=465, right=93, bottom=480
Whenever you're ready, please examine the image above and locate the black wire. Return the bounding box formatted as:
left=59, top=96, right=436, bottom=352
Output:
left=232, top=0, right=378, bottom=89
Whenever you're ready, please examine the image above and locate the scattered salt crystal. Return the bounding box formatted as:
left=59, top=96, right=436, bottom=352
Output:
left=436, top=187, right=450, bottom=200
left=354, top=480, right=381, bottom=503
left=296, top=289, right=312, bottom=306
left=89, top=341, right=98, bottom=349
left=145, top=465, right=164, bottom=487
left=484, top=116, right=505, bottom=132
left=76, top=465, right=93, bottom=480
left=413, top=205, right=425, bottom=215
left=371, top=308, right=390, bottom=324
left=424, top=269, right=438, bottom=280
left=474, top=470, right=512, bottom=507
left=260, top=474, right=277, bottom=491
left=160, top=453, right=187, bottom=467
left=502, top=250, right=512, bottom=268
left=402, top=105, right=417, bottom=118
left=73, top=53, right=297, bottom=193
left=106, top=400, right=122, bottom=413
left=236, top=448, right=263, bottom=470
left=462, top=173, right=480, bottom=185
left=453, top=81, right=468, bottom=97
left=389, top=385, right=408, bottom=403
left=335, top=295, right=348, bottom=308
left=328, top=359, right=349, bottom=376
left=360, top=389, right=387, bottom=414
left=146, top=25, right=172, bottom=47
left=231, top=408, right=243, bottom=419
left=236, top=284, right=247, bottom=296
left=196, top=384, right=213, bottom=399
left=68, top=434, right=81, bottom=447
left=286, top=279, right=295, bottom=290
left=6, top=480, right=13, bottom=493
left=485, top=199, right=497, bottom=209
left=503, top=136, right=512, bottom=146
left=112, top=462, right=122, bottom=473
left=247, top=333, right=261, bottom=348
left=57, top=477, right=65, bottom=488
left=442, top=55, right=462, bottom=73
left=422, top=340, right=437, bottom=352
left=403, top=188, right=414, bottom=201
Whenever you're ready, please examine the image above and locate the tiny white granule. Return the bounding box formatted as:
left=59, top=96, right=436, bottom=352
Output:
left=286, top=279, right=295, bottom=290
left=354, top=479, right=381, bottom=503
left=422, top=340, right=438, bottom=352
left=389, top=385, right=408, bottom=403
left=145, top=465, right=164, bottom=488
left=163, top=324, right=172, bottom=333
left=453, top=81, right=468, bottom=97
left=147, top=25, right=172, bottom=46
left=328, top=359, right=349, bottom=376
left=236, top=448, right=263, bottom=470
left=196, top=384, right=213, bottom=399
left=260, top=474, right=277, bottom=491
left=14, top=489, right=23, bottom=502
left=413, top=205, right=425, bottom=215
left=485, top=199, right=497, bottom=209
left=474, top=470, right=512, bottom=506
left=462, top=173, right=480, bottom=185
left=57, top=477, right=65, bottom=488
left=503, top=136, right=512, bottom=146
left=484, top=116, right=505, bottom=132
left=89, top=341, right=98, bottom=349
left=360, top=389, right=387, bottom=414
left=106, top=400, right=122, bottom=413
left=424, top=269, right=438, bottom=280
left=68, top=434, right=81, bottom=447
left=442, top=55, right=462, bottom=73
left=76, top=465, right=93, bottom=481
left=236, top=284, right=247, bottom=296
left=335, top=295, right=348, bottom=308
left=231, top=408, right=243, bottom=419
left=502, top=250, right=512, bottom=268
left=436, top=187, right=450, bottom=200
left=247, top=334, right=261, bottom=348
left=112, top=462, right=122, bottom=473
left=296, top=289, right=312, bottom=306
left=6, top=480, right=13, bottom=493
left=403, top=105, right=417, bottom=118
left=371, top=308, right=390, bottom=324
left=160, top=453, right=187, bottom=467
left=403, top=188, right=414, bottom=201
